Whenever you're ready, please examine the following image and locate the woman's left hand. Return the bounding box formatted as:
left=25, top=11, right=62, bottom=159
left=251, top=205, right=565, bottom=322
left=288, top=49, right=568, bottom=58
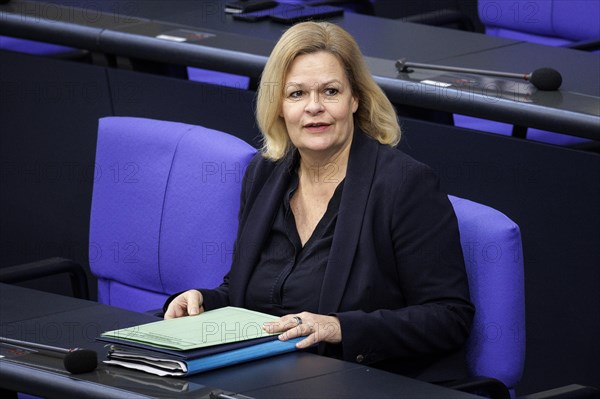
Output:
left=263, top=312, right=342, bottom=349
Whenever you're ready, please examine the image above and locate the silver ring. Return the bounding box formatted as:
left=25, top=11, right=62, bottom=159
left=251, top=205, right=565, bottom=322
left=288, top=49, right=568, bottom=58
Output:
left=293, top=316, right=302, bottom=326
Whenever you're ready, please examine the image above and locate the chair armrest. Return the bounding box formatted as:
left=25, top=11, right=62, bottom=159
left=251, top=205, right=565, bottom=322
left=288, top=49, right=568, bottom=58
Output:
left=0, top=257, right=90, bottom=300
left=145, top=308, right=165, bottom=318
left=443, top=376, right=511, bottom=399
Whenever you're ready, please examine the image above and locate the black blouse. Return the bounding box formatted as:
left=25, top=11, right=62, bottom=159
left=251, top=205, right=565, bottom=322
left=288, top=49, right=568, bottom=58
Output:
left=245, top=168, right=345, bottom=317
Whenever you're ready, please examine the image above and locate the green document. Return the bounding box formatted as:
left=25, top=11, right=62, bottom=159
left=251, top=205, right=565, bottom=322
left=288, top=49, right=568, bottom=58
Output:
left=100, top=307, right=279, bottom=350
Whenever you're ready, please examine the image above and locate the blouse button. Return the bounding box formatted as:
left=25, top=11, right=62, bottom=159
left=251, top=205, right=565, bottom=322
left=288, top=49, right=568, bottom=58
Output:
left=356, top=354, right=365, bottom=363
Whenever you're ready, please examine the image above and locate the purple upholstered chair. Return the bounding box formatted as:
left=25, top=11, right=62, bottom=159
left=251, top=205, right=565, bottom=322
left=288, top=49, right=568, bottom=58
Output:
left=0, top=36, right=74, bottom=56
left=454, top=0, right=599, bottom=147
left=186, top=67, right=251, bottom=89
left=448, top=195, right=525, bottom=398
left=0, top=36, right=88, bottom=59
left=451, top=115, right=592, bottom=147
left=478, top=0, right=600, bottom=49
left=89, top=117, right=257, bottom=313
left=276, top=0, right=374, bottom=14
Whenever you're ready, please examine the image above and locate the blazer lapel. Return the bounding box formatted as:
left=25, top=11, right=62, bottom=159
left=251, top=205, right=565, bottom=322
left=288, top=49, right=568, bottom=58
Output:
left=318, top=131, right=379, bottom=314
left=228, top=153, right=295, bottom=306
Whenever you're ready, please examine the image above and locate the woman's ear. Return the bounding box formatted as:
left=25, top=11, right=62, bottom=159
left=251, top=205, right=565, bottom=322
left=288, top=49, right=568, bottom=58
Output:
left=352, top=96, right=359, bottom=114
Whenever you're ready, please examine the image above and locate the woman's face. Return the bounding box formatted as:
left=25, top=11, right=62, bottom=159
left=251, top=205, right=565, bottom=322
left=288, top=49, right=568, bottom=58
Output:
left=281, top=51, right=358, bottom=160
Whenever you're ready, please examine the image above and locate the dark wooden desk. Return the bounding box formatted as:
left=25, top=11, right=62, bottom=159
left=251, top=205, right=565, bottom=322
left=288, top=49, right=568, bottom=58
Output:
left=0, top=283, right=479, bottom=399
left=2, top=0, right=597, bottom=139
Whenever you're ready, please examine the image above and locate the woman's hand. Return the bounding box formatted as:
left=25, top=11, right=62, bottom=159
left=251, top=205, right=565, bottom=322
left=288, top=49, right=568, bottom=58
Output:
left=163, top=290, right=204, bottom=319
left=263, top=312, right=342, bottom=349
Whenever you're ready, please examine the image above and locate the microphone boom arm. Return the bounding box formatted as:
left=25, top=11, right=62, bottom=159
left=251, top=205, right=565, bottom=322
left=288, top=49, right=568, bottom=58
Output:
left=395, top=59, right=527, bottom=80
left=395, top=59, right=562, bottom=90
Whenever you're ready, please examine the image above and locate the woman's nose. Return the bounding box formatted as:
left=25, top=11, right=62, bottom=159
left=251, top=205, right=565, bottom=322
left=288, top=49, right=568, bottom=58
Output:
left=305, top=92, right=325, bottom=114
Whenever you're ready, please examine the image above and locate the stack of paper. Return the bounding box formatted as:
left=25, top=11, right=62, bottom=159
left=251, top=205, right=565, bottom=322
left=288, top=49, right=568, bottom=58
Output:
left=98, top=307, right=301, bottom=377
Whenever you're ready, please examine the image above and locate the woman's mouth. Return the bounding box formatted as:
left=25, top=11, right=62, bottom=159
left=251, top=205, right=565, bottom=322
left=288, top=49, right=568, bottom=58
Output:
left=304, top=122, right=331, bottom=132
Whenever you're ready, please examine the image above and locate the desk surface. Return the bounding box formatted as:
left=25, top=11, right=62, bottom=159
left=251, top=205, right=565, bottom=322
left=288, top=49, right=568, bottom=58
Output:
left=1, top=0, right=598, bottom=139
left=3, top=0, right=515, bottom=60
left=0, top=283, right=478, bottom=399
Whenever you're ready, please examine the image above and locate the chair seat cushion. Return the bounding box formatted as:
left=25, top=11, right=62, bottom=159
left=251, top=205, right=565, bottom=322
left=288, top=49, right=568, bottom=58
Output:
left=97, top=278, right=168, bottom=313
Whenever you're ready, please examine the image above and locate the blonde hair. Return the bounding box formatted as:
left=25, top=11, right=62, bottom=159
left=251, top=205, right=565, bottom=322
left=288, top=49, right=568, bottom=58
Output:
left=256, top=21, right=401, bottom=161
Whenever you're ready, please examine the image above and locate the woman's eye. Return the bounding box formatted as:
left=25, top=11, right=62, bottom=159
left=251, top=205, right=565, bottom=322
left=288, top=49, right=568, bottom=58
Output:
left=288, top=90, right=303, bottom=99
left=324, top=88, right=339, bottom=96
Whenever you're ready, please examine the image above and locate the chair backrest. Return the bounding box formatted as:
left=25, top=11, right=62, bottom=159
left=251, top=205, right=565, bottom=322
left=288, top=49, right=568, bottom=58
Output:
left=186, top=67, right=250, bottom=89
left=478, top=0, right=600, bottom=46
left=89, top=117, right=257, bottom=312
left=448, top=195, right=526, bottom=393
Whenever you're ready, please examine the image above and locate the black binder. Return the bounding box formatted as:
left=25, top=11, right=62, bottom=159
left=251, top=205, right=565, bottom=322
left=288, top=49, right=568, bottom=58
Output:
left=224, top=0, right=278, bottom=14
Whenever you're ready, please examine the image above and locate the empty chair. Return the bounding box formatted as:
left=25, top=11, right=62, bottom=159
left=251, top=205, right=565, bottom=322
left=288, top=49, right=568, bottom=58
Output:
left=89, top=116, right=257, bottom=312
left=478, top=0, right=600, bottom=49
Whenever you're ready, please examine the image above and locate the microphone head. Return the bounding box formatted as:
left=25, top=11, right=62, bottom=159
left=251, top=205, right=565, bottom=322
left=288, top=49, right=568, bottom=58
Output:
left=528, top=67, right=562, bottom=91
left=63, top=349, right=98, bottom=374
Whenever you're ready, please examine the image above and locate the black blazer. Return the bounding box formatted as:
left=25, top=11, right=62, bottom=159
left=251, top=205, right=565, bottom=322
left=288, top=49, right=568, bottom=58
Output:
left=196, top=131, right=474, bottom=381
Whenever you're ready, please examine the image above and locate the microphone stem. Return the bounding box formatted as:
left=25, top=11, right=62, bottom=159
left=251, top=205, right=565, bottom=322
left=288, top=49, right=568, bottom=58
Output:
left=396, top=60, right=528, bottom=80
left=0, top=336, right=71, bottom=354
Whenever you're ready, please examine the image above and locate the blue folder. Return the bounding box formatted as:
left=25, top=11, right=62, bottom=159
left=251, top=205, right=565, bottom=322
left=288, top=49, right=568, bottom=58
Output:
left=100, top=335, right=303, bottom=376
left=183, top=337, right=302, bottom=374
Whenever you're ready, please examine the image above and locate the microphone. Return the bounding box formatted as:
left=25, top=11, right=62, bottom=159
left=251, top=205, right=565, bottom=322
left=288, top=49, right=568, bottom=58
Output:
left=395, top=59, right=562, bottom=91
left=0, top=336, right=98, bottom=374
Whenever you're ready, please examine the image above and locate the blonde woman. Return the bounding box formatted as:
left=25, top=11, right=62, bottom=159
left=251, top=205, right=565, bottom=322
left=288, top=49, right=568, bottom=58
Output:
left=165, top=22, right=473, bottom=382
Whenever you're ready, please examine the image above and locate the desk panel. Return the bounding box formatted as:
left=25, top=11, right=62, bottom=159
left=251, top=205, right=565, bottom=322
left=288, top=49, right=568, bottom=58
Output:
left=245, top=366, right=480, bottom=399
left=0, top=49, right=112, bottom=282
left=107, top=67, right=262, bottom=147
left=165, top=5, right=515, bottom=61
left=100, top=20, right=270, bottom=77
left=0, top=0, right=143, bottom=50
left=28, top=0, right=516, bottom=61
left=0, top=282, right=95, bottom=323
